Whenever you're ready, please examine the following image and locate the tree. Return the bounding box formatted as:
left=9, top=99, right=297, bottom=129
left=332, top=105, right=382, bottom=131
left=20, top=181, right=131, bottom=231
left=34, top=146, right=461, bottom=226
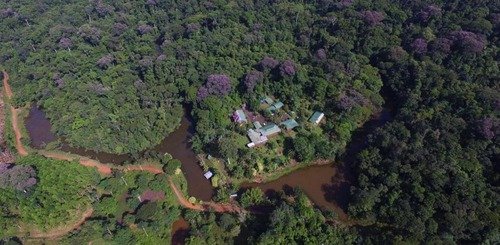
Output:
left=197, top=74, right=232, bottom=101
left=279, top=60, right=296, bottom=77
left=292, top=136, right=314, bottom=162
left=359, top=10, right=384, bottom=26
left=410, top=38, right=428, bottom=55
left=243, top=70, right=264, bottom=92
left=0, top=163, right=37, bottom=191
left=239, top=188, right=265, bottom=208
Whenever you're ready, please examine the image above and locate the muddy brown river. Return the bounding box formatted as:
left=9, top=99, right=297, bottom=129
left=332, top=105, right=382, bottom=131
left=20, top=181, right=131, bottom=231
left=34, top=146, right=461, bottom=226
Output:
left=25, top=105, right=214, bottom=201
left=243, top=108, right=392, bottom=218
left=26, top=104, right=391, bottom=215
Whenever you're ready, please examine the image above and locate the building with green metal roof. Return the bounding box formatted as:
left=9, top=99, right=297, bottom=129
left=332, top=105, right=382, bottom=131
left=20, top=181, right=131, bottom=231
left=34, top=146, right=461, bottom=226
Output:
left=309, top=111, right=325, bottom=124
left=267, top=101, right=284, bottom=113
left=258, top=123, right=281, bottom=136
left=280, top=118, right=299, bottom=130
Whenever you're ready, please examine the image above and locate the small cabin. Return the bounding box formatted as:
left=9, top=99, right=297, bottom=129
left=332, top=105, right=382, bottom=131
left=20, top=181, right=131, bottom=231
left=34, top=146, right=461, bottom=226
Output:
left=262, top=96, right=274, bottom=105
left=204, top=171, right=214, bottom=179
left=280, top=118, right=299, bottom=130
left=267, top=101, right=284, bottom=113
left=253, top=121, right=262, bottom=129
left=309, top=111, right=325, bottom=125
left=232, top=109, right=247, bottom=123
left=258, top=123, right=281, bottom=136
left=247, top=129, right=268, bottom=148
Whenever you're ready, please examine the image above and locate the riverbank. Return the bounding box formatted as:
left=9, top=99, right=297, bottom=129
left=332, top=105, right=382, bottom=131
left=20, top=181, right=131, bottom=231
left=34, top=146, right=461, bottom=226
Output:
left=24, top=102, right=214, bottom=201
left=1, top=70, right=245, bottom=241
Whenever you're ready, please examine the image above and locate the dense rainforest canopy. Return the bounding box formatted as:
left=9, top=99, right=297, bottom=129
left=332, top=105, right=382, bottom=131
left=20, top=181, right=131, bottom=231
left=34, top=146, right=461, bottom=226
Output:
left=0, top=0, right=498, bottom=244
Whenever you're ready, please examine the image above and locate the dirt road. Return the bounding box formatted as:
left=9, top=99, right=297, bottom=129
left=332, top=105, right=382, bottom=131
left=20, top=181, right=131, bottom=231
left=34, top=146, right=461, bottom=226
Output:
left=28, top=208, right=93, bottom=239
left=124, top=164, right=163, bottom=174
left=2, top=70, right=245, bottom=240
left=168, top=178, right=243, bottom=213
left=39, top=151, right=113, bottom=175
left=2, top=71, right=28, bottom=156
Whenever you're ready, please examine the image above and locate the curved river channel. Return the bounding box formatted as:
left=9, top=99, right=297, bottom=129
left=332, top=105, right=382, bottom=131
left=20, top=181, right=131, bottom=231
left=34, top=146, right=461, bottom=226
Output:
left=25, top=105, right=214, bottom=201
left=26, top=105, right=392, bottom=216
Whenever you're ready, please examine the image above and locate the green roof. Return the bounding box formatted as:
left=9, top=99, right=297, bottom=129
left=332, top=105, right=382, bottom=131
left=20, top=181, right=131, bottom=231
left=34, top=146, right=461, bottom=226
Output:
left=273, top=102, right=284, bottom=109
left=267, top=101, right=284, bottom=112
left=280, top=119, right=299, bottom=130
left=309, top=111, right=324, bottom=123
left=263, top=96, right=274, bottom=104
left=259, top=123, right=281, bottom=136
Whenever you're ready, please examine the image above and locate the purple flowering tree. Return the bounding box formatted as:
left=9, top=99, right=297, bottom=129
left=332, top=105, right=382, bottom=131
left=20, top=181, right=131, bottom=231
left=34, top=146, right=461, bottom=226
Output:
left=338, top=89, right=369, bottom=110
left=449, top=31, right=486, bottom=53
left=58, top=37, right=73, bottom=50
left=78, top=25, right=101, bottom=45
left=0, top=8, right=17, bottom=18
left=205, top=74, right=232, bottom=96
left=113, top=23, right=128, bottom=36
left=137, top=24, right=154, bottom=35
left=96, top=54, right=114, bottom=69
left=244, top=70, right=264, bottom=92
left=279, top=60, right=296, bottom=77
left=491, top=13, right=500, bottom=26
left=89, top=83, right=110, bottom=95
left=315, top=48, right=327, bottom=60
left=418, top=5, right=441, bottom=22
left=431, top=37, right=453, bottom=54
left=197, top=74, right=232, bottom=100
left=478, top=117, right=496, bottom=140
left=410, top=38, right=428, bottom=54
left=185, top=23, right=201, bottom=35
left=259, top=56, right=279, bottom=70
left=52, top=73, right=65, bottom=88
left=360, top=10, right=385, bottom=26
left=156, top=54, right=167, bottom=61
left=196, top=86, right=209, bottom=101
left=146, top=0, right=158, bottom=6
left=0, top=164, right=37, bottom=191
left=336, top=0, right=354, bottom=8
left=93, top=0, right=113, bottom=17
left=138, top=56, right=154, bottom=68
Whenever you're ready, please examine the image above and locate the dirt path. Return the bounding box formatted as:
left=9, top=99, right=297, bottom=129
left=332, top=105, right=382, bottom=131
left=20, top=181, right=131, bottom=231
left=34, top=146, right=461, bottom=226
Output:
left=2, top=71, right=28, bottom=156
left=123, top=164, right=163, bottom=174
left=168, top=178, right=243, bottom=213
left=39, top=151, right=113, bottom=175
left=168, top=178, right=204, bottom=211
left=79, top=157, right=113, bottom=175
left=2, top=71, right=13, bottom=98
left=28, top=208, right=93, bottom=239
left=2, top=70, right=245, bottom=240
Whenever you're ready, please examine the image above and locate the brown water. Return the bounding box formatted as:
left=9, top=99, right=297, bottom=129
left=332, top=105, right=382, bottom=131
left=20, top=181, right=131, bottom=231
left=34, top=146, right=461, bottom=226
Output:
left=25, top=105, right=57, bottom=148
left=25, top=105, right=213, bottom=200
left=171, top=218, right=189, bottom=245
left=154, top=115, right=214, bottom=201
left=243, top=109, right=392, bottom=219
left=244, top=164, right=350, bottom=218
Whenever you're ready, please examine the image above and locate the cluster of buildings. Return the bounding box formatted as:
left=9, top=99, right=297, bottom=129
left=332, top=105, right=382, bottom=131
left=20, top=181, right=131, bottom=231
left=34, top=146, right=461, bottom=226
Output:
left=232, top=96, right=325, bottom=148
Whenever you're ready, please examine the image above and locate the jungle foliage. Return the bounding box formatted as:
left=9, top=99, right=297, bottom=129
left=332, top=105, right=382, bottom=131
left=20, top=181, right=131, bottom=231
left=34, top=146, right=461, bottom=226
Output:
left=0, top=155, right=99, bottom=237
left=0, top=0, right=498, bottom=244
